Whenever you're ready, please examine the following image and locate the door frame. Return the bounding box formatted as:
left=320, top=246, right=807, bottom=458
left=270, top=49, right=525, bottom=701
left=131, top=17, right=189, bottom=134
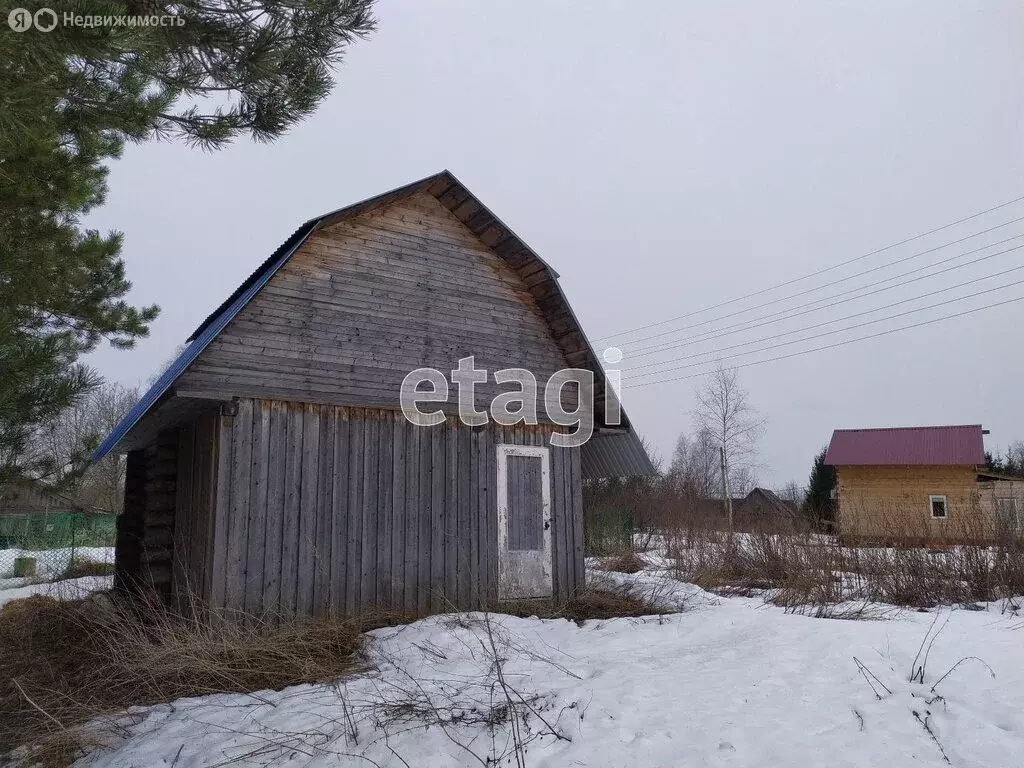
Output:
left=496, top=444, right=552, bottom=599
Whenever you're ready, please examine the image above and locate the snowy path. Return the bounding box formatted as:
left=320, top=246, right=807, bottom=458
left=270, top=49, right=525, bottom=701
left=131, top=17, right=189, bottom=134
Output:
left=80, top=590, right=1024, bottom=768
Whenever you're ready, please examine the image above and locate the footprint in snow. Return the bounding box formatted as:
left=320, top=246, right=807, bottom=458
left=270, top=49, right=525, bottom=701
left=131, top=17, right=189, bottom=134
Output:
left=718, top=741, right=736, bottom=753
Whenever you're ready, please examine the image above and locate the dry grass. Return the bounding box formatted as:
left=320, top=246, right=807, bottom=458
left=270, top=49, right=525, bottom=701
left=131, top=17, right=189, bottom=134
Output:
left=498, top=588, right=670, bottom=625
left=599, top=551, right=647, bottom=574
left=61, top=558, right=115, bottom=580
left=0, top=581, right=672, bottom=765
left=0, top=591, right=377, bottom=766
left=584, top=476, right=1024, bottom=612
left=661, top=513, right=1024, bottom=611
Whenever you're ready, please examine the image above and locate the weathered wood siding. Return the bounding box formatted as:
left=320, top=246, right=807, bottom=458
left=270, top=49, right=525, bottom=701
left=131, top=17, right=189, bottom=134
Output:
left=171, top=412, right=219, bottom=606
left=205, top=399, right=583, bottom=617
left=978, top=479, right=1024, bottom=536
left=113, top=450, right=146, bottom=592
left=177, top=192, right=583, bottom=417
left=114, top=432, right=178, bottom=597
left=836, top=465, right=990, bottom=541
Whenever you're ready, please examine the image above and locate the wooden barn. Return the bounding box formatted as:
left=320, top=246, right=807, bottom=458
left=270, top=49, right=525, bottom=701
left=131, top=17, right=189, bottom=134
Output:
left=94, top=171, right=654, bottom=618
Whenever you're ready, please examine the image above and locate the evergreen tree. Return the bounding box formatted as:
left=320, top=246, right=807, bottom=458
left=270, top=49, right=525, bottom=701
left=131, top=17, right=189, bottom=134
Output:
left=802, top=447, right=836, bottom=528
left=985, top=445, right=1024, bottom=478
left=0, top=0, right=376, bottom=487
left=1, top=0, right=377, bottom=148
left=0, top=95, right=155, bottom=487
left=984, top=451, right=1004, bottom=474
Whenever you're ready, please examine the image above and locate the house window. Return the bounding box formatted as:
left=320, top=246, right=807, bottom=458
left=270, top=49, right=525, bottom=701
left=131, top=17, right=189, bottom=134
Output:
left=929, top=495, right=948, bottom=519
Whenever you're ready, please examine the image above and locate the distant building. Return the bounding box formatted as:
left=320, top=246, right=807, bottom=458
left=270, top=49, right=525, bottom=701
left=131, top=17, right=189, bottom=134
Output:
left=0, top=485, right=91, bottom=517
left=824, top=424, right=1024, bottom=543
left=695, top=488, right=798, bottom=531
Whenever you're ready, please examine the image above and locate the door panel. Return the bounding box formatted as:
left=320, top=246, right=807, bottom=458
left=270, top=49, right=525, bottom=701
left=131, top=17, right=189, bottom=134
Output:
left=507, top=455, right=544, bottom=551
left=497, top=445, right=552, bottom=599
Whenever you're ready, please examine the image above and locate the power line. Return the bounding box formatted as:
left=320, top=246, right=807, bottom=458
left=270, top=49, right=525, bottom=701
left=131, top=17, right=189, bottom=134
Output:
left=615, top=225, right=1024, bottom=350
left=627, top=294, right=1024, bottom=389
left=626, top=264, right=1024, bottom=374
left=596, top=195, right=1024, bottom=343
left=623, top=275, right=1024, bottom=380
left=622, top=240, right=1024, bottom=356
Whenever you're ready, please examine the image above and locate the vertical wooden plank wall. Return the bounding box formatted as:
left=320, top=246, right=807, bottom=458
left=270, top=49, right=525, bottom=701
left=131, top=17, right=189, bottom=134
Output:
left=207, top=398, right=582, bottom=616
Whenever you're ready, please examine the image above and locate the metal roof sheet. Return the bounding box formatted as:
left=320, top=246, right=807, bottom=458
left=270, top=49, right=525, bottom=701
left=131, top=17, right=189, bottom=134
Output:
left=823, top=424, right=985, bottom=466
left=580, top=430, right=656, bottom=479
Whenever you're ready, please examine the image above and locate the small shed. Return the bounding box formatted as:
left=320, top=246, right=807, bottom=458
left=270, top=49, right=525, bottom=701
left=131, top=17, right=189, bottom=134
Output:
left=694, top=488, right=797, bottom=532
left=733, top=488, right=798, bottom=529
left=95, top=171, right=653, bottom=617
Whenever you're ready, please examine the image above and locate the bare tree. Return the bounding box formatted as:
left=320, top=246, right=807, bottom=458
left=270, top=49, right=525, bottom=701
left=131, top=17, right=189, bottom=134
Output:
left=33, top=382, right=139, bottom=512
left=729, top=465, right=757, bottom=497
left=640, top=434, right=664, bottom=475
left=776, top=480, right=805, bottom=506
left=1007, top=441, right=1024, bottom=476
left=668, top=428, right=720, bottom=500
left=693, top=363, right=765, bottom=531
left=145, top=344, right=187, bottom=388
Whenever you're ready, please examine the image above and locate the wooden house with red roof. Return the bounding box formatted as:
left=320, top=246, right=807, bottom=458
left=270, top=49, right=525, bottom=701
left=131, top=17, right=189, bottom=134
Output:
left=824, top=424, right=1024, bottom=543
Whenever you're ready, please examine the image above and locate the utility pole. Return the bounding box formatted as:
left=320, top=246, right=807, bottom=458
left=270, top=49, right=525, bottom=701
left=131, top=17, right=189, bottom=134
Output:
left=720, top=446, right=733, bottom=536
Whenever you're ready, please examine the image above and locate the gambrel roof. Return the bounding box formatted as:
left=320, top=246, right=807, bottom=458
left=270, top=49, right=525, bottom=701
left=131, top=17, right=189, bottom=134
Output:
left=95, top=171, right=654, bottom=478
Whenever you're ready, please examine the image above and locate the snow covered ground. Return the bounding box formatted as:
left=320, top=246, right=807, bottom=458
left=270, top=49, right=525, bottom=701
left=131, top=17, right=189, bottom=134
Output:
left=71, top=572, right=1024, bottom=768
left=0, top=574, right=113, bottom=607
left=0, top=545, right=114, bottom=583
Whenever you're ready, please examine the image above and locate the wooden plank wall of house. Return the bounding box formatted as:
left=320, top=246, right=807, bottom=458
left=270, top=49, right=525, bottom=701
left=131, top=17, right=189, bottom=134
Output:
left=836, top=465, right=983, bottom=541
left=199, top=399, right=583, bottom=618
left=176, top=192, right=580, bottom=418
left=977, top=477, right=1024, bottom=535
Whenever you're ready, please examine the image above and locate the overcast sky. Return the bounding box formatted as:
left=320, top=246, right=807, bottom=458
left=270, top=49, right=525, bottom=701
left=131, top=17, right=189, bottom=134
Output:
left=84, top=0, right=1024, bottom=487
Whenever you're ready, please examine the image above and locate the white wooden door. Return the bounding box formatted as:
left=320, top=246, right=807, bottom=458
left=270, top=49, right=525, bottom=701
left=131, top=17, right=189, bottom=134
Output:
left=497, top=445, right=552, bottom=599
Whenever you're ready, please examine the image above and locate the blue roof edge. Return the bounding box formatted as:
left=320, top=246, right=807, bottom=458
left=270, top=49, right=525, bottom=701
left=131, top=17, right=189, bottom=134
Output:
left=90, top=222, right=318, bottom=461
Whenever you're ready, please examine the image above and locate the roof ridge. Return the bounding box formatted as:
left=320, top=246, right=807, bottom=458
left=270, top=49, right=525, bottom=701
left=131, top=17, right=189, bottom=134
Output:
left=824, top=424, right=985, bottom=466
left=833, top=424, right=982, bottom=433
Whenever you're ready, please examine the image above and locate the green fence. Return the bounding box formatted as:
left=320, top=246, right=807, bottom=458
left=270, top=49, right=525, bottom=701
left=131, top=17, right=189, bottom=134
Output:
left=584, top=508, right=635, bottom=556
left=0, top=512, right=117, bottom=583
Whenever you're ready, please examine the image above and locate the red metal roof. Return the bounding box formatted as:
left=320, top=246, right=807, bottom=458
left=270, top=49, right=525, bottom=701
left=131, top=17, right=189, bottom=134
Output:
left=824, top=425, right=985, bottom=466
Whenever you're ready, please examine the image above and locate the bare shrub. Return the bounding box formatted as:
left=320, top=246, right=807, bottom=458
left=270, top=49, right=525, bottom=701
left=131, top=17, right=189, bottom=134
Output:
left=62, top=557, right=115, bottom=580
left=770, top=540, right=853, bottom=614
left=853, top=612, right=996, bottom=765
left=600, top=551, right=646, bottom=574
left=358, top=611, right=577, bottom=766
left=992, top=530, right=1024, bottom=598
left=854, top=547, right=956, bottom=607
left=660, top=499, right=1024, bottom=611
left=499, top=587, right=670, bottom=625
